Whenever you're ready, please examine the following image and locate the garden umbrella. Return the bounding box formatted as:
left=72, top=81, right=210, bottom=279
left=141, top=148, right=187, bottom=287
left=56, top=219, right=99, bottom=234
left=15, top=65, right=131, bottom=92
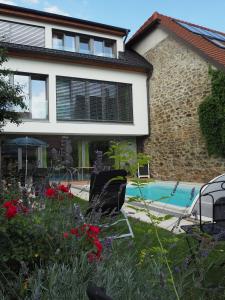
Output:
left=5, top=136, right=48, bottom=182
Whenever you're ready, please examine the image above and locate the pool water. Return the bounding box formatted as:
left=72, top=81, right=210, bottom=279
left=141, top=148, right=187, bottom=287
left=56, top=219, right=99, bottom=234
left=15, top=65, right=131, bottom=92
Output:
left=126, top=182, right=200, bottom=207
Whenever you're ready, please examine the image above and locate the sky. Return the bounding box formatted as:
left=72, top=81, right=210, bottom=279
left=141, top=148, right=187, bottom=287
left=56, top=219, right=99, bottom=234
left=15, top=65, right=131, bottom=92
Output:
left=1, top=0, right=225, bottom=38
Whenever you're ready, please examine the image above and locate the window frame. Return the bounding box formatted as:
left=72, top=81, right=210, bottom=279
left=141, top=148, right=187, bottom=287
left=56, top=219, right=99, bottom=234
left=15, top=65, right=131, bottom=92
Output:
left=56, top=76, right=133, bottom=123
left=11, top=72, right=49, bottom=121
left=52, top=29, right=117, bottom=58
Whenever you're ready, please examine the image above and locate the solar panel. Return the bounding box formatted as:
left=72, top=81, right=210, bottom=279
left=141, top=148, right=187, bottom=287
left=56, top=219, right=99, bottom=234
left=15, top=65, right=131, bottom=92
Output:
left=176, top=21, right=225, bottom=42
left=208, top=38, right=225, bottom=49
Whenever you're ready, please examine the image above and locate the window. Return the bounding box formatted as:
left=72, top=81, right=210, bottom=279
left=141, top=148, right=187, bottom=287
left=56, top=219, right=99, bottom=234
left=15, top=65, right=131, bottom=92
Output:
left=12, top=74, right=48, bottom=120
left=0, top=19, right=45, bottom=47
left=52, top=32, right=63, bottom=50
left=104, top=40, right=115, bottom=58
left=94, top=39, right=104, bottom=56
left=64, top=34, right=75, bottom=52
left=79, top=36, right=91, bottom=54
left=52, top=29, right=116, bottom=57
left=56, top=77, right=133, bottom=123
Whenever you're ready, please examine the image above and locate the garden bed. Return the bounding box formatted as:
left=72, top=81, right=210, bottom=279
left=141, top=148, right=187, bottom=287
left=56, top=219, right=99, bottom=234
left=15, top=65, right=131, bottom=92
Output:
left=1, top=186, right=225, bottom=300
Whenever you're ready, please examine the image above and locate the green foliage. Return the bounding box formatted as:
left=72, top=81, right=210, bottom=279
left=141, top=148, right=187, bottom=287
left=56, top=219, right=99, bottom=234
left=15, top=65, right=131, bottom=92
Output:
left=198, top=67, right=225, bottom=157
left=105, top=140, right=150, bottom=177
left=0, top=48, right=26, bottom=131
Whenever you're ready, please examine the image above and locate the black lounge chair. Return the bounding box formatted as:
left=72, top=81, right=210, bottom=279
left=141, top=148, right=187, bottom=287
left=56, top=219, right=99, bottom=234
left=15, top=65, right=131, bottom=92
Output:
left=84, top=169, right=134, bottom=239
left=88, top=169, right=127, bottom=215
left=181, top=177, right=225, bottom=262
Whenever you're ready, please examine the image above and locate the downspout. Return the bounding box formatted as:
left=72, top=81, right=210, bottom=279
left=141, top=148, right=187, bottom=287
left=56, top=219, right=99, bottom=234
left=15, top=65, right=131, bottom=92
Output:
left=136, top=67, right=153, bottom=153
left=123, top=29, right=130, bottom=44
left=146, top=68, right=153, bottom=137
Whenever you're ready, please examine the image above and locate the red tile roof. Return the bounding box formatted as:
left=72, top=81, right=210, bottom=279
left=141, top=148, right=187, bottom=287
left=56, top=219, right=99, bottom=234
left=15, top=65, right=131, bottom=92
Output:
left=127, top=12, right=225, bottom=69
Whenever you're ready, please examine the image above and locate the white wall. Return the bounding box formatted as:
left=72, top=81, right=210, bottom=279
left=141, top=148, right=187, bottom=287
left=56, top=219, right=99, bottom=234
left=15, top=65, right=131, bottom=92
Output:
left=0, top=14, right=125, bottom=54
left=133, top=27, right=168, bottom=56
left=3, top=57, right=149, bottom=136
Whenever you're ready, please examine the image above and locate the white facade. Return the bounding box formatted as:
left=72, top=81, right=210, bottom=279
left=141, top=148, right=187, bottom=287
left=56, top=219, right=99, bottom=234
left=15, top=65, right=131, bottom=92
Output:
left=1, top=11, right=149, bottom=137
left=0, top=14, right=125, bottom=55
left=133, top=27, right=168, bottom=56
left=4, top=57, right=148, bottom=136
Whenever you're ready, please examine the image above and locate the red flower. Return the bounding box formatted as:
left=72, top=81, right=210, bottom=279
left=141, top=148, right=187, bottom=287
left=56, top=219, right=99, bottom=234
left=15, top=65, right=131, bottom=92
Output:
left=5, top=205, right=17, bottom=219
left=58, top=185, right=69, bottom=193
left=93, top=239, right=103, bottom=254
left=45, top=188, right=56, bottom=198
left=89, top=225, right=100, bottom=235
left=70, top=228, right=79, bottom=237
left=3, top=201, right=13, bottom=208
left=63, top=232, right=69, bottom=238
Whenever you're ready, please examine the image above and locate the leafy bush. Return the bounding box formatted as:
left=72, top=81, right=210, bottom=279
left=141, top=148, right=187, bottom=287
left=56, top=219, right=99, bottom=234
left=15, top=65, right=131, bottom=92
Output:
left=198, top=67, right=225, bottom=157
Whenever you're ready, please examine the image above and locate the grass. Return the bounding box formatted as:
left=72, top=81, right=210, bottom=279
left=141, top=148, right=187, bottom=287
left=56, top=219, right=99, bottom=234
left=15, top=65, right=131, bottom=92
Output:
left=76, top=196, right=225, bottom=300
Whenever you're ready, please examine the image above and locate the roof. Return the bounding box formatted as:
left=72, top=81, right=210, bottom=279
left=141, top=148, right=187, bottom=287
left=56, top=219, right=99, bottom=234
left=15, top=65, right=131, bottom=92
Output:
left=127, top=12, right=225, bottom=69
left=0, top=3, right=129, bottom=37
left=0, top=41, right=152, bottom=73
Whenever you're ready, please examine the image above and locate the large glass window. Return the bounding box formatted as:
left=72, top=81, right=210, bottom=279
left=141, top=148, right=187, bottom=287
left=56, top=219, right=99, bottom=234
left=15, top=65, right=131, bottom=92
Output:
left=31, top=77, right=47, bottom=119
left=56, top=77, right=133, bottom=123
left=13, top=74, right=48, bottom=120
left=13, top=75, right=30, bottom=113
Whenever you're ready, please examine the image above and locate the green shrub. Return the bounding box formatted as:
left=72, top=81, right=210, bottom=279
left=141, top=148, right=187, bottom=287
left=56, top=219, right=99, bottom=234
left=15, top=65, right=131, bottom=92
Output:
left=198, top=67, right=225, bottom=157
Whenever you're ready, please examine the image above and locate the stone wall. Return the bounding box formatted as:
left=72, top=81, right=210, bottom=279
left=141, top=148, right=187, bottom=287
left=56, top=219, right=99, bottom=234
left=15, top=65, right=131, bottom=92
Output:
left=143, top=36, right=225, bottom=183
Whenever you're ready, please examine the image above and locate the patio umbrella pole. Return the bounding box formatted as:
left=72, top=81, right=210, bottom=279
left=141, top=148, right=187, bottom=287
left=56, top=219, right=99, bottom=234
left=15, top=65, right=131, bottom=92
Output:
left=25, top=144, right=28, bottom=185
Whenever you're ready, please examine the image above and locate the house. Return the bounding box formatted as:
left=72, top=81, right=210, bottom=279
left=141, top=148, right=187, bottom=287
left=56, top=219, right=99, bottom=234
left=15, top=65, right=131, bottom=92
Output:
left=1, top=3, right=225, bottom=182
left=127, top=12, right=225, bottom=182
left=0, top=3, right=151, bottom=179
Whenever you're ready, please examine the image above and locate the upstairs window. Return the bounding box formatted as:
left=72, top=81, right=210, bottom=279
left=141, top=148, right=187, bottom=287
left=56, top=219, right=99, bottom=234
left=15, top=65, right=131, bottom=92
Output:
left=52, top=32, right=63, bottom=50
left=104, top=40, right=115, bottom=58
left=0, top=19, right=45, bottom=47
left=64, top=34, right=76, bottom=52
left=53, top=31, right=76, bottom=52
left=94, top=39, right=104, bottom=56
left=52, top=29, right=116, bottom=58
left=79, top=36, right=91, bottom=54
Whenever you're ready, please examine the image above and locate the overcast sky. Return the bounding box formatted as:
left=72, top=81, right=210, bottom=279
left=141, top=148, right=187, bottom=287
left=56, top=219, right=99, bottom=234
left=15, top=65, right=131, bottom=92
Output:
left=1, top=0, right=225, bottom=38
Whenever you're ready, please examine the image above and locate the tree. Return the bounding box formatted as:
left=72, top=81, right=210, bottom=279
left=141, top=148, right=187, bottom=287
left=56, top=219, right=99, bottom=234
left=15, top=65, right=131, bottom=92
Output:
left=105, top=140, right=150, bottom=177
left=0, top=48, right=26, bottom=183
left=0, top=48, right=26, bottom=130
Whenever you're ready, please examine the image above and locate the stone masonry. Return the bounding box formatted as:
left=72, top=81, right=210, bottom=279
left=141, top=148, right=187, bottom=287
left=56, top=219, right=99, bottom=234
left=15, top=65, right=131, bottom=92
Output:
left=143, top=35, right=225, bottom=183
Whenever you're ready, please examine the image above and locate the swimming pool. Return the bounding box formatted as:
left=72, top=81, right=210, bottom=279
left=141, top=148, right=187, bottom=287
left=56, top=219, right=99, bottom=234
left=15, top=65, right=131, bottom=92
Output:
left=126, top=182, right=200, bottom=207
